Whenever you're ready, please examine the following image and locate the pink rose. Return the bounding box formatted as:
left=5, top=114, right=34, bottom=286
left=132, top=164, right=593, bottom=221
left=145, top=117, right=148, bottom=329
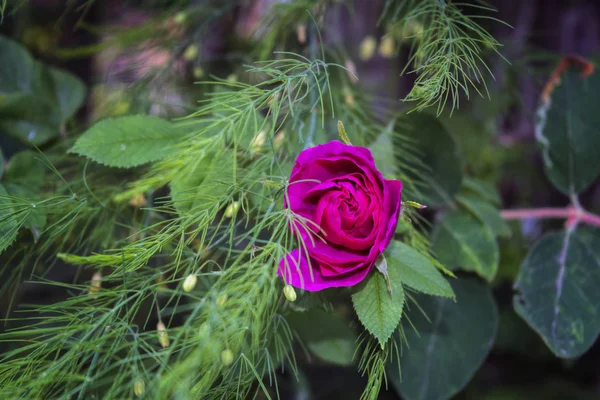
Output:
left=279, top=140, right=402, bottom=291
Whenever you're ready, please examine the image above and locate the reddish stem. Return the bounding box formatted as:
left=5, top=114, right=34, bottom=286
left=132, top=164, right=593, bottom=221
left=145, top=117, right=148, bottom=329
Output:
left=501, top=207, right=600, bottom=228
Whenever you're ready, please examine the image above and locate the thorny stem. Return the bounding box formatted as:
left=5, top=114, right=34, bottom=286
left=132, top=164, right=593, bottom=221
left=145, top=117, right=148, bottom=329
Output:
left=501, top=206, right=600, bottom=228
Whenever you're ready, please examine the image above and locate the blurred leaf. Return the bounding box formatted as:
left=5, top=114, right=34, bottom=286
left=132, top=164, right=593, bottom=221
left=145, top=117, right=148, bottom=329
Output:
left=461, top=177, right=501, bottom=205
left=69, top=115, right=181, bottom=168
left=369, top=129, right=396, bottom=177
left=286, top=308, right=358, bottom=366
left=4, top=151, right=45, bottom=188
left=352, top=265, right=404, bottom=347
left=170, top=151, right=235, bottom=214
left=514, top=230, right=600, bottom=358
left=0, top=35, right=36, bottom=94
left=387, top=240, right=454, bottom=298
left=0, top=147, right=4, bottom=178
left=49, top=67, right=86, bottom=122
left=396, top=113, right=463, bottom=206
left=388, top=278, right=498, bottom=400
left=432, top=211, right=499, bottom=282
left=0, top=36, right=86, bottom=146
left=536, top=57, right=600, bottom=194
left=457, top=195, right=511, bottom=238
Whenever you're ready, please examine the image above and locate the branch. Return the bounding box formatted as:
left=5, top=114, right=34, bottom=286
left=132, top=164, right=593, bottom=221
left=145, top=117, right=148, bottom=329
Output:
left=501, top=206, right=600, bottom=228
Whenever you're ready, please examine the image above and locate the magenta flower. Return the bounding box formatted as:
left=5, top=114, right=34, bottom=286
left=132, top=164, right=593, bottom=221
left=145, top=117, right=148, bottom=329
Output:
left=279, top=140, right=402, bottom=291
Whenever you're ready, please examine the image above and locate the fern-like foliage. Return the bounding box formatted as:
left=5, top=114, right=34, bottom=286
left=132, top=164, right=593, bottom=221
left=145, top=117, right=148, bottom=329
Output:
left=382, top=0, right=507, bottom=114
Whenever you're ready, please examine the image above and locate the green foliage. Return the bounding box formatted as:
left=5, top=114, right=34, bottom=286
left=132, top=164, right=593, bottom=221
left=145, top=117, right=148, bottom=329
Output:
left=432, top=211, right=499, bottom=282
left=514, top=229, right=600, bottom=358
left=286, top=308, right=358, bottom=366
left=381, top=0, right=506, bottom=113
left=388, top=278, right=498, bottom=400
left=388, top=240, right=454, bottom=298
left=397, top=112, right=463, bottom=206
left=352, top=265, right=405, bottom=348
left=457, top=195, right=511, bottom=238
left=0, top=35, right=86, bottom=145
left=69, top=115, right=182, bottom=168
left=461, top=177, right=501, bottom=206
left=536, top=59, right=600, bottom=195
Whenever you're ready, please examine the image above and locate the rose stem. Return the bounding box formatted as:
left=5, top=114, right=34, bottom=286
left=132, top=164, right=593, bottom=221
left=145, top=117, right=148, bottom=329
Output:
left=501, top=207, right=600, bottom=228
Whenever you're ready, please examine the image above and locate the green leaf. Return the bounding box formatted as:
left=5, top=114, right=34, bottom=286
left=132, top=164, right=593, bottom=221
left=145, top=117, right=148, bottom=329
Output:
left=432, top=211, right=499, bottom=282
left=536, top=57, right=600, bottom=194
left=396, top=113, right=463, bottom=206
left=0, top=146, right=4, bottom=178
left=514, top=230, right=600, bottom=358
left=170, top=151, right=235, bottom=214
left=388, top=278, right=498, bottom=400
left=0, top=35, right=36, bottom=94
left=49, top=67, right=87, bottom=122
left=4, top=151, right=45, bottom=188
left=457, top=195, right=511, bottom=238
left=461, top=177, right=501, bottom=205
left=69, top=115, right=181, bottom=168
left=286, top=308, right=358, bottom=366
left=386, top=240, right=454, bottom=298
left=352, top=265, right=405, bottom=347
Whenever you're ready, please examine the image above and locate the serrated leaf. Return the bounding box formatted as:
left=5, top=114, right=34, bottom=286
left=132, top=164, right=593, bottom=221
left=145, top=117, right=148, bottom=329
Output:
left=514, top=230, right=600, bottom=358
left=461, top=177, right=501, bottom=205
left=388, top=278, right=498, bottom=400
left=396, top=113, right=463, bottom=206
left=170, top=151, right=235, bottom=213
left=69, top=115, right=181, bottom=168
left=457, top=195, right=511, bottom=238
left=286, top=308, right=358, bottom=366
left=352, top=266, right=405, bottom=347
left=432, top=211, right=499, bottom=282
left=387, top=240, right=454, bottom=298
left=536, top=57, right=600, bottom=194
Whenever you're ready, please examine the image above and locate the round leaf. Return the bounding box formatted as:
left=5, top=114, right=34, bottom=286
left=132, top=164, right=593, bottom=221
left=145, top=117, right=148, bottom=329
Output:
left=388, top=278, right=498, bottom=400
left=514, top=230, right=600, bottom=358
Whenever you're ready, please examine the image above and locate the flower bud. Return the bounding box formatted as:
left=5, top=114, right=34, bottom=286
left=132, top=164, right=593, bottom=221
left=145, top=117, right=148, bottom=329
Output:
left=378, top=35, right=395, bottom=58
left=174, top=11, right=187, bottom=24
left=283, top=285, right=297, bottom=302
left=182, top=274, right=197, bottom=292
left=198, top=323, right=210, bottom=340
left=224, top=202, right=241, bottom=218
left=221, top=349, right=234, bottom=366
left=183, top=44, right=199, bottom=60
left=250, top=130, right=266, bottom=153
left=128, top=193, right=147, bottom=208
left=296, top=24, right=307, bottom=44
left=157, top=321, right=170, bottom=348
left=193, top=67, right=204, bottom=79
left=89, top=271, right=102, bottom=298
left=359, top=36, right=376, bottom=61
left=216, top=294, right=228, bottom=307
left=134, top=379, right=145, bottom=397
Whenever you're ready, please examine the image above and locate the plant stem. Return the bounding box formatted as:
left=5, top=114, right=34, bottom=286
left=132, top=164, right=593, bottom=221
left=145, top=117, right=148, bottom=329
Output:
left=501, top=207, right=600, bottom=228
left=304, top=21, right=319, bottom=149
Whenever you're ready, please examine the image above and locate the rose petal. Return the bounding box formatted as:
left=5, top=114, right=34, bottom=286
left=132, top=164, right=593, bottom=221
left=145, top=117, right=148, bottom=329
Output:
left=378, top=179, right=403, bottom=252
left=278, top=249, right=372, bottom=291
